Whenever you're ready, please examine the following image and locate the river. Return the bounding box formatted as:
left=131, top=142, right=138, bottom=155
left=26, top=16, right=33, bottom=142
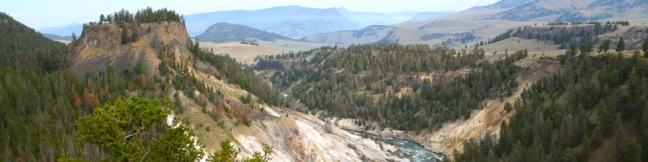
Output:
left=345, top=129, right=445, bottom=162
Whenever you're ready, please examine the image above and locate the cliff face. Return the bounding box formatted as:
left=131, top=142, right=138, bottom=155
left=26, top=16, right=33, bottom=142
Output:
left=70, top=22, right=191, bottom=77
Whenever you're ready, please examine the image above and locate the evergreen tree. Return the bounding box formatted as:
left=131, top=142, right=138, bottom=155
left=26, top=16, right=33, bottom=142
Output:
left=617, top=38, right=626, bottom=52
left=641, top=129, right=648, bottom=162
left=580, top=39, right=594, bottom=55
left=99, top=14, right=105, bottom=24
left=72, top=32, right=77, bottom=42
left=75, top=97, right=202, bottom=161
left=642, top=37, right=648, bottom=58
left=208, top=139, right=273, bottom=162
left=599, top=39, right=611, bottom=53
left=617, top=135, right=641, bottom=162
left=120, top=24, right=129, bottom=44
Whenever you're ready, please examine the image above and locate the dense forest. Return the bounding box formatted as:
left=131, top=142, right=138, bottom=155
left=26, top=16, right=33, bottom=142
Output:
left=484, top=21, right=627, bottom=49
left=455, top=41, right=648, bottom=161
left=258, top=45, right=524, bottom=131
left=0, top=13, right=68, bottom=71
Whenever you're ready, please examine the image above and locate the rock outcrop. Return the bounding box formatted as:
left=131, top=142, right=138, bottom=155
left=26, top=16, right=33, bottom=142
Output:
left=70, top=22, right=191, bottom=77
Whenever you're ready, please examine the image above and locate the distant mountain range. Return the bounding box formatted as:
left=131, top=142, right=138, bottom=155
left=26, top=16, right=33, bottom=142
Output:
left=300, top=25, right=396, bottom=44
left=37, top=23, right=82, bottom=37
left=36, top=1, right=648, bottom=45
left=37, top=6, right=450, bottom=39
left=42, top=33, right=71, bottom=41
left=197, top=22, right=292, bottom=42
left=184, top=6, right=357, bottom=39
left=303, top=0, right=648, bottom=45
left=446, top=0, right=648, bottom=22
left=184, top=6, right=449, bottom=38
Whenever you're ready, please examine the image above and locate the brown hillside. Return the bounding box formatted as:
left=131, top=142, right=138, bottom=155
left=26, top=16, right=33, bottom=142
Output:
left=70, top=22, right=192, bottom=77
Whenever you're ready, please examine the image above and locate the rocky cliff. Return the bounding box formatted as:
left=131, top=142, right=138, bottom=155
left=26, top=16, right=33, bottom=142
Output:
left=70, top=22, right=192, bottom=77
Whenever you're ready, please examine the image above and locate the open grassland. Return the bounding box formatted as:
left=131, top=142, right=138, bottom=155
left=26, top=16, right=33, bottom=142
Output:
left=199, top=40, right=325, bottom=64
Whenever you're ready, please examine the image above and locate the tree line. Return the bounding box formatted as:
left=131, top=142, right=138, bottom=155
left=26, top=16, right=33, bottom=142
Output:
left=261, top=44, right=525, bottom=131
left=97, top=7, right=183, bottom=25
left=455, top=40, right=648, bottom=162
left=483, top=23, right=620, bottom=49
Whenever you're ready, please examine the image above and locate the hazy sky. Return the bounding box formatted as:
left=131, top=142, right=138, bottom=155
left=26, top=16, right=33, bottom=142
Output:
left=1, top=0, right=500, bottom=28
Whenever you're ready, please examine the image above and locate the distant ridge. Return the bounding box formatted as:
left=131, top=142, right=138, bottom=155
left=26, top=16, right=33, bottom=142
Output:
left=197, top=22, right=293, bottom=43
left=184, top=6, right=359, bottom=38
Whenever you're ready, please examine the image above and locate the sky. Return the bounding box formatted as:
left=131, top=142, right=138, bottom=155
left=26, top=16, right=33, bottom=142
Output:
left=0, top=0, right=500, bottom=28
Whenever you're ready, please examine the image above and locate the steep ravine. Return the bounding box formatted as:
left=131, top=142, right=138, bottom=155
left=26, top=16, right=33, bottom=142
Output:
left=331, top=57, right=562, bottom=159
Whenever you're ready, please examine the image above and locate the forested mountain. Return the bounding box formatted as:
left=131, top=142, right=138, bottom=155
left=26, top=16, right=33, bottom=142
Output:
left=256, top=45, right=525, bottom=131
left=197, top=22, right=293, bottom=43
left=0, top=12, right=68, bottom=71
left=0, top=10, right=173, bottom=161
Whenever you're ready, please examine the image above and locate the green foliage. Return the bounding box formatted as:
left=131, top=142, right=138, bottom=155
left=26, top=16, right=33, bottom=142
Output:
left=580, top=39, right=594, bottom=54
left=102, top=7, right=182, bottom=24
left=149, top=125, right=203, bottom=162
left=599, top=39, right=611, bottom=53
left=121, top=23, right=129, bottom=44
left=75, top=97, right=168, bottom=160
left=208, top=139, right=239, bottom=162
left=642, top=38, right=648, bottom=57
left=208, top=139, right=272, bottom=162
left=487, top=23, right=618, bottom=49
left=0, top=63, right=162, bottom=161
left=617, top=38, right=626, bottom=52
left=455, top=47, right=648, bottom=162
left=241, top=93, right=253, bottom=104
left=617, top=134, right=641, bottom=162
left=76, top=97, right=202, bottom=161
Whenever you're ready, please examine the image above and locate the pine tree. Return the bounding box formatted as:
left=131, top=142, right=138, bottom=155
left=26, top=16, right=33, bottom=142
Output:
left=580, top=39, right=594, bottom=54
left=71, top=32, right=77, bottom=42
left=99, top=14, right=105, bottom=24
left=599, top=39, right=611, bottom=53
left=617, top=38, right=626, bottom=52
left=642, top=37, right=648, bottom=58
left=120, top=24, right=129, bottom=44
left=641, top=129, right=648, bottom=162
left=617, top=135, right=641, bottom=162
